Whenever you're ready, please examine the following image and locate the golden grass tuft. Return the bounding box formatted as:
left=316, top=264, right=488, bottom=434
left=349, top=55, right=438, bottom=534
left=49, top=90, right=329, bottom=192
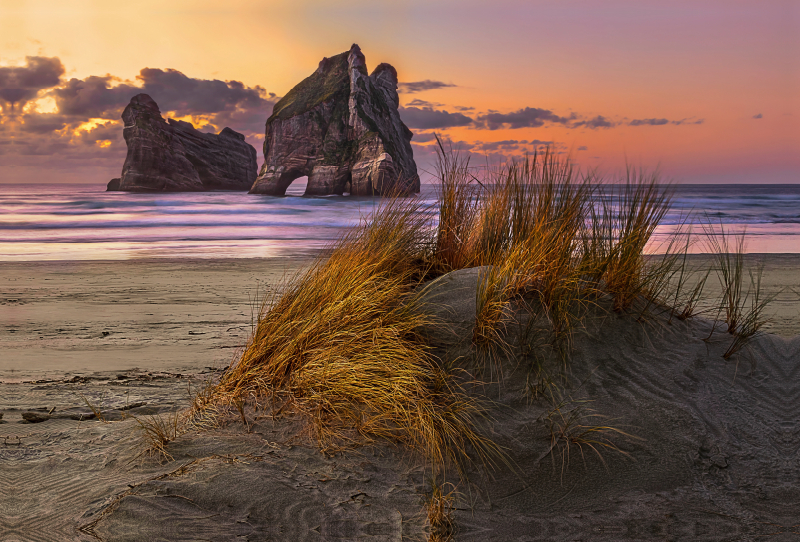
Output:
left=591, top=169, right=675, bottom=312
left=703, top=222, right=778, bottom=359
left=463, top=150, right=596, bottom=365
left=197, top=194, right=503, bottom=474
left=185, top=143, right=774, bottom=482
left=542, top=393, right=638, bottom=482
left=432, top=136, right=481, bottom=271
left=441, top=147, right=676, bottom=365
left=135, top=411, right=183, bottom=461
left=425, top=480, right=457, bottom=542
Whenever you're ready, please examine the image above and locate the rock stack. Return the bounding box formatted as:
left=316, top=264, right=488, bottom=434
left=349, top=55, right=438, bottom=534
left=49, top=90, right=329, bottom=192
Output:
left=113, top=94, right=257, bottom=192
left=249, top=44, right=419, bottom=196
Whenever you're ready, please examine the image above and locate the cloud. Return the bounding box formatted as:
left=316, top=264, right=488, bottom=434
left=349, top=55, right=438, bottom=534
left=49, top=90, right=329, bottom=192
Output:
left=49, top=76, right=137, bottom=118
left=398, top=80, right=457, bottom=93
left=629, top=118, right=669, bottom=126
left=17, top=112, right=70, bottom=134
left=0, top=56, right=278, bottom=180
left=399, top=106, right=473, bottom=129
left=138, top=68, right=275, bottom=120
left=475, top=107, right=571, bottom=130
left=0, top=56, right=65, bottom=109
left=753, top=113, right=763, bottom=119
left=410, top=132, right=438, bottom=143
left=578, top=145, right=588, bottom=151
left=404, top=98, right=443, bottom=108
left=572, top=115, right=616, bottom=129
left=50, top=68, right=277, bottom=134
left=473, top=107, right=703, bottom=132
left=628, top=117, right=704, bottom=126
left=476, top=139, right=526, bottom=152
left=76, top=121, right=122, bottom=146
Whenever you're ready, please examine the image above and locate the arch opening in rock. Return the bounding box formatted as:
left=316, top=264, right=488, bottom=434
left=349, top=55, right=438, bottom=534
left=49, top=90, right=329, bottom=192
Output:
left=285, top=176, right=309, bottom=196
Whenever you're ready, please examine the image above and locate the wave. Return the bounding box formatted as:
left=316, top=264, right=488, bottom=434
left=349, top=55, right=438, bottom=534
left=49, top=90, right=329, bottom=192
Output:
left=1, top=183, right=798, bottom=259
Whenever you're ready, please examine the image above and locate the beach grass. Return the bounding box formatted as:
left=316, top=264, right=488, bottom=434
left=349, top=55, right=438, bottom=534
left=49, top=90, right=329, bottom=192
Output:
left=542, top=393, right=637, bottom=481
left=425, top=479, right=457, bottom=542
left=180, top=144, right=774, bottom=480
left=701, top=222, right=778, bottom=359
left=432, top=145, right=682, bottom=369
left=196, top=193, right=503, bottom=474
left=134, top=411, right=183, bottom=461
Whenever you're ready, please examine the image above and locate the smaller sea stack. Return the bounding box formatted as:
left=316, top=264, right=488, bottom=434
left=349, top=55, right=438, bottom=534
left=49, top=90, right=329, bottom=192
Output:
left=114, top=94, right=257, bottom=192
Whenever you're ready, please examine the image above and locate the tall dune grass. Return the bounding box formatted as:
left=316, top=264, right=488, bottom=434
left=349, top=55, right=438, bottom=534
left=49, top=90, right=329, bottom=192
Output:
left=198, top=194, right=502, bottom=473
left=703, top=222, right=777, bottom=359
left=192, top=143, right=768, bottom=477
left=433, top=145, right=677, bottom=364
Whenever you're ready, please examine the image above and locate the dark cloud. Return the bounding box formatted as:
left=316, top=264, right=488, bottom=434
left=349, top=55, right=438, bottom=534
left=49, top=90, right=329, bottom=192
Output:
left=473, top=107, right=702, bottom=132
left=629, top=118, right=669, bottom=126
left=753, top=113, right=763, bottom=119
left=50, top=68, right=277, bottom=134
left=399, top=106, right=473, bottom=129
left=578, top=145, right=588, bottom=151
left=76, top=121, right=122, bottom=145
left=51, top=76, right=137, bottom=118
left=454, top=105, right=474, bottom=112
left=572, top=115, right=615, bottom=129
left=413, top=134, right=475, bottom=150
left=0, top=56, right=64, bottom=109
left=137, top=68, right=275, bottom=119
left=410, top=132, right=438, bottom=143
left=0, top=56, right=278, bottom=180
left=676, top=118, right=704, bottom=125
left=398, top=80, right=457, bottom=93
left=476, top=139, right=526, bottom=152
left=629, top=117, right=706, bottom=127
left=475, top=107, right=571, bottom=130
left=17, top=113, right=70, bottom=134
left=405, top=98, right=442, bottom=108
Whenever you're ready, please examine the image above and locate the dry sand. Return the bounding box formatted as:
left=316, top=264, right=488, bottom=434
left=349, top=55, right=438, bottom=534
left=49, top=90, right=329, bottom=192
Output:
left=1, top=256, right=798, bottom=541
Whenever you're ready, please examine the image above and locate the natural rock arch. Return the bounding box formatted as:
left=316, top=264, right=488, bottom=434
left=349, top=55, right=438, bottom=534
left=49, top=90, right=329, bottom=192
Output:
left=249, top=44, right=419, bottom=197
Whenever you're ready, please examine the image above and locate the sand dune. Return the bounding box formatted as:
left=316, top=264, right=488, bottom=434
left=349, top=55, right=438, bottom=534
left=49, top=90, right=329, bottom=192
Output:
left=1, top=257, right=798, bottom=541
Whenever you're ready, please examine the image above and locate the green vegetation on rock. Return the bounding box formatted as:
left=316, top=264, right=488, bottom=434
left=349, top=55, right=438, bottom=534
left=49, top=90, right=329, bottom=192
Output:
left=269, top=51, right=351, bottom=123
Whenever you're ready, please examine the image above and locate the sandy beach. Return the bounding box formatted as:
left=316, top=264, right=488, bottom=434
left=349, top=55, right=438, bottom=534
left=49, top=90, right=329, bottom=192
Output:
left=1, top=255, right=798, bottom=541
left=0, top=257, right=317, bottom=380
left=1, top=255, right=796, bottom=380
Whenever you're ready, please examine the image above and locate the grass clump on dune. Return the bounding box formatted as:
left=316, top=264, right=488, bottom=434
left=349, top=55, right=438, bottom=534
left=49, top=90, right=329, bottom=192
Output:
left=589, top=169, right=675, bottom=312
left=198, top=195, right=502, bottom=473
left=429, top=138, right=679, bottom=369
left=184, top=143, right=772, bottom=483
left=703, top=222, right=777, bottom=359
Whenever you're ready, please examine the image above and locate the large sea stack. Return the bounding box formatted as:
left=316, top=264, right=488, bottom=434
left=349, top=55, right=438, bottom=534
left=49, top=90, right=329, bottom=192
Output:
left=114, top=94, right=257, bottom=192
left=249, top=44, right=419, bottom=196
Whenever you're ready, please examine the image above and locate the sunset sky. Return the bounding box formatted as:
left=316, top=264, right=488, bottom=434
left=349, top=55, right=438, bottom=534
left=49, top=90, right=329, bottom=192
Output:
left=0, top=0, right=797, bottom=184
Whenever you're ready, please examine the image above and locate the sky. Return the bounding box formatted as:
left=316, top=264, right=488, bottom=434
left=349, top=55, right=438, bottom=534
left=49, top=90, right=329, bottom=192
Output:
left=0, top=0, right=797, bottom=184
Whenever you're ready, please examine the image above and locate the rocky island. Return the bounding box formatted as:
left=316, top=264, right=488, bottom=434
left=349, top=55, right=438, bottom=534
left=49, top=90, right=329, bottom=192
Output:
left=249, top=44, right=419, bottom=196
left=111, top=94, right=257, bottom=192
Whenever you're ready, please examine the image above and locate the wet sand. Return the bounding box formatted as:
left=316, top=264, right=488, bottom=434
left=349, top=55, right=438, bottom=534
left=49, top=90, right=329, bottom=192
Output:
left=0, top=255, right=796, bottom=381
left=0, top=257, right=316, bottom=380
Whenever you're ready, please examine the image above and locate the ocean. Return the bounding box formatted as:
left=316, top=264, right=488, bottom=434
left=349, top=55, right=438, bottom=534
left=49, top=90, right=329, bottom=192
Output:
left=1, top=183, right=799, bottom=260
